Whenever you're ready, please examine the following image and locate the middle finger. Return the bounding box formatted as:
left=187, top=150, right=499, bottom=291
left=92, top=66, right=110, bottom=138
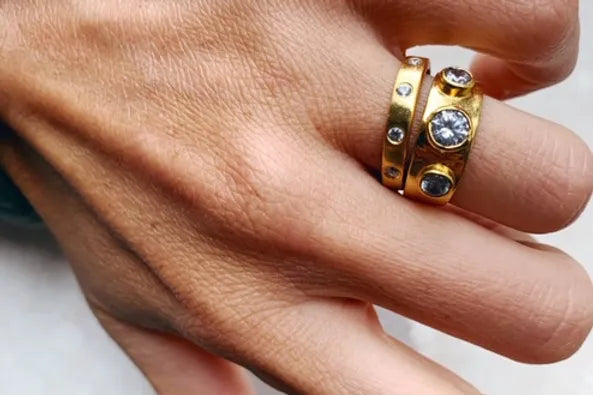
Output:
left=296, top=149, right=593, bottom=364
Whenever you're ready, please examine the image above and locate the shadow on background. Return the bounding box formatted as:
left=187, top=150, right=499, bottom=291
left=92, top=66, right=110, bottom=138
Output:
left=0, top=222, right=62, bottom=261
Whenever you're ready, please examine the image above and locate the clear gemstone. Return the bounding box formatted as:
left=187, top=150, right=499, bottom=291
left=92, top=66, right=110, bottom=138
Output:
left=407, top=57, right=422, bottom=66
left=396, top=83, right=413, bottom=97
left=420, top=173, right=453, bottom=197
left=430, top=109, right=471, bottom=147
left=387, top=127, right=405, bottom=144
left=384, top=167, right=400, bottom=179
left=444, top=67, right=473, bottom=86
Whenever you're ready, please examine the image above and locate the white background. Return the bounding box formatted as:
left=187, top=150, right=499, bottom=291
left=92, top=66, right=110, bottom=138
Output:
left=1, top=2, right=592, bottom=394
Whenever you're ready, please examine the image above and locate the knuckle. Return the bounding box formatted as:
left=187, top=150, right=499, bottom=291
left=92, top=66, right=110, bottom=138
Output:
left=212, top=132, right=324, bottom=247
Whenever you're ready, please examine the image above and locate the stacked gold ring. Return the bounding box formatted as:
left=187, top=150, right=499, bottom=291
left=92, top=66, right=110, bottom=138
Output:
left=403, top=67, right=483, bottom=205
left=381, top=56, right=430, bottom=190
left=381, top=59, right=483, bottom=205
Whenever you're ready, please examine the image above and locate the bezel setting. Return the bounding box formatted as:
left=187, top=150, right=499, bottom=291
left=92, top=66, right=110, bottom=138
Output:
left=442, top=67, right=474, bottom=88
left=428, top=108, right=472, bottom=150
left=417, top=164, right=456, bottom=199
left=396, top=83, right=413, bottom=97
left=384, top=167, right=401, bottom=179
left=387, top=126, right=406, bottom=145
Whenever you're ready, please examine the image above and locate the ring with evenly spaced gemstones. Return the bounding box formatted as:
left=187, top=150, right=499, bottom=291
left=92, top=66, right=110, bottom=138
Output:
left=403, top=66, right=483, bottom=205
left=381, top=56, right=430, bottom=191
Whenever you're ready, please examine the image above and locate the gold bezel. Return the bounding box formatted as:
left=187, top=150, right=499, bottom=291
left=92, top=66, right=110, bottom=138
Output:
left=436, top=68, right=475, bottom=97
left=417, top=164, right=456, bottom=202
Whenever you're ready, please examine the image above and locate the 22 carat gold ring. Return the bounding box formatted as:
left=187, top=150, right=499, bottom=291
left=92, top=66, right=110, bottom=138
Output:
left=381, top=56, right=430, bottom=190
left=403, top=66, right=484, bottom=205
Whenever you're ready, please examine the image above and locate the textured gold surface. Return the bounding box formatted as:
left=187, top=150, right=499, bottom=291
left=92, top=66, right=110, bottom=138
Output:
left=403, top=68, right=483, bottom=205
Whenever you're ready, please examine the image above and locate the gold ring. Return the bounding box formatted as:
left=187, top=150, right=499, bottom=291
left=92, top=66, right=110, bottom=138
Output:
left=403, top=67, right=483, bottom=205
left=381, top=56, right=430, bottom=190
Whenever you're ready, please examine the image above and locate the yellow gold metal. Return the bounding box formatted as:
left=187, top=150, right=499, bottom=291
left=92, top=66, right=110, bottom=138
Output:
left=403, top=68, right=483, bottom=205
left=381, top=57, right=430, bottom=190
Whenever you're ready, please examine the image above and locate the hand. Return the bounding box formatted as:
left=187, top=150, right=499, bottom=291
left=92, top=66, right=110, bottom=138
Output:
left=1, top=1, right=591, bottom=393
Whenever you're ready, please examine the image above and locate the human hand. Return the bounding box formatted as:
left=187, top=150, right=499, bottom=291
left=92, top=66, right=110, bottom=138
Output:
left=1, top=1, right=592, bottom=393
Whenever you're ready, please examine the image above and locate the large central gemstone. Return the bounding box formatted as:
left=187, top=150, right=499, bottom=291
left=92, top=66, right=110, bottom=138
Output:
left=430, top=109, right=471, bottom=148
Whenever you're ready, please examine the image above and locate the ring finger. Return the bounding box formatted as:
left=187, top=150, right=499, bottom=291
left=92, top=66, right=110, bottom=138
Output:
left=306, top=40, right=592, bottom=233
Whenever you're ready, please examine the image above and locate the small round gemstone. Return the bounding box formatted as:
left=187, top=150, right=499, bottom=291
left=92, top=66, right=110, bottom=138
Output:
left=407, top=57, right=423, bottom=66
left=384, top=167, right=400, bottom=179
left=430, top=109, right=471, bottom=148
left=420, top=173, right=453, bottom=197
left=387, top=127, right=405, bottom=144
left=443, top=67, right=473, bottom=87
left=396, top=83, right=413, bottom=97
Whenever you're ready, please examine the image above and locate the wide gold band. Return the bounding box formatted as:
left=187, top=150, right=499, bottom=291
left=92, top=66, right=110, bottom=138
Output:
left=403, top=67, right=483, bottom=205
left=381, top=57, right=430, bottom=190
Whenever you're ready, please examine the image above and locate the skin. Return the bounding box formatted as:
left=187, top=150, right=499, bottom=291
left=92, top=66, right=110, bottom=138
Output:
left=0, top=0, right=592, bottom=393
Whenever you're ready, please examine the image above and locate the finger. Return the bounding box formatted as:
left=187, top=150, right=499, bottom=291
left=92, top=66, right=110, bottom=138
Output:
left=444, top=205, right=538, bottom=244
left=470, top=52, right=579, bottom=99
left=353, top=0, right=580, bottom=98
left=323, top=49, right=593, bottom=233
left=95, top=310, right=255, bottom=395
left=444, top=206, right=567, bottom=253
left=209, top=299, right=479, bottom=394
left=295, top=156, right=593, bottom=364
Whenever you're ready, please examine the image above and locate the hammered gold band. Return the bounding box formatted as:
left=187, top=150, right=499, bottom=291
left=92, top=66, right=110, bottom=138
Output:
left=403, top=67, right=483, bottom=205
left=381, top=57, right=430, bottom=190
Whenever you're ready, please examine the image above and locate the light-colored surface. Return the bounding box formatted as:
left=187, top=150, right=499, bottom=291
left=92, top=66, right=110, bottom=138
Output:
left=1, top=4, right=592, bottom=395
